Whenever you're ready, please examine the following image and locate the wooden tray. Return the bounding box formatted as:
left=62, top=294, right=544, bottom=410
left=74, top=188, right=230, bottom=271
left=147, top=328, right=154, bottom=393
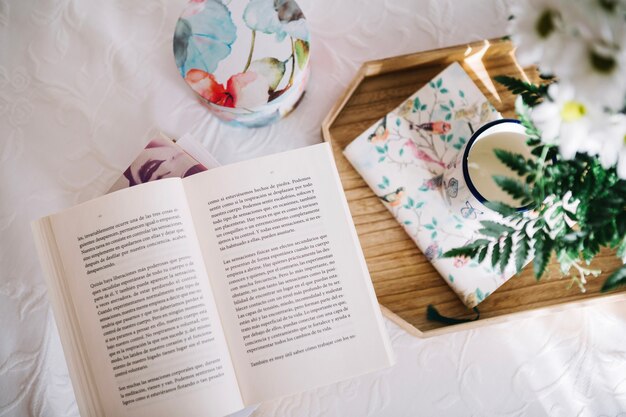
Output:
left=322, top=38, right=626, bottom=337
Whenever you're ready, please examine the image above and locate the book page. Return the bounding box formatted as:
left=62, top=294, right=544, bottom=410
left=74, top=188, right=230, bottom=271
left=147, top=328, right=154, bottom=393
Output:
left=46, top=179, right=243, bottom=417
left=183, top=143, right=394, bottom=404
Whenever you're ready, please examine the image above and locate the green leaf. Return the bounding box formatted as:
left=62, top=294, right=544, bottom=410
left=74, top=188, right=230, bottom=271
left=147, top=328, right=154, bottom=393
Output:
left=532, top=232, right=553, bottom=279
left=424, top=224, right=435, bottom=230
left=494, top=149, right=530, bottom=176
left=490, top=241, right=501, bottom=269
left=514, top=235, right=529, bottom=273
left=500, top=236, right=513, bottom=273
left=531, top=145, right=547, bottom=158
left=399, top=148, right=404, bottom=156
left=448, top=274, right=455, bottom=283
left=459, top=90, right=465, bottom=98
left=248, top=57, right=287, bottom=90
left=436, top=78, right=442, bottom=88
left=480, top=220, right=515, bottom=235
left=484, top=201, right=517, bottom=217
left=443, top=239, right=490, bottom=263
left=493, top=75, right=548, bottom=107
left=420, top=104, right=427, bottom=111
left=376, top=146, right=385, bottom=154
left=413, top=97, right=421, bottom=109
left=601, top=265, right=626, bottom=292
left=493, top=175, right=532, bottom=203
left=294, top=39, right=309, bottom=70
left=476, top=288, right=485, bottom=302
left=443, top=246, right=478, bottom=258
left=445, top=113, right=452, bottom=121
left=472, top=239, right=492, bottom=247
left=440, top=104, right=450, bottom=111
left=477, top=245, right=489, bottom=263
left=479, top=228, right=505, bottom=239
left=440, top=88, right=449, bottom=93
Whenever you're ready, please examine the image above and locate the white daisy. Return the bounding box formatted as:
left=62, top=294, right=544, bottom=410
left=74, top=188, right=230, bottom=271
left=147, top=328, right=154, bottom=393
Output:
left=530, top=84, right=593, bottom=159
left=555, top=25, right=626, bottom=110
left=508, top=0, right=568, bottom=71
left=510, top=0, right=626, bottom=110
left=560, top=0, right=625, bottom=44
left=587, top=113, right=626, bottom=178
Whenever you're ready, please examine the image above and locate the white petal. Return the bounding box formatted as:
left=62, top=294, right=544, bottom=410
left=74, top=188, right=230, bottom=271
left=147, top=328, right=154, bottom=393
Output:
left=531, top=101, right=561, bottom=142
left=599, top=146, right=619, bottom=169
left=559, top=121, right=588, bottom=159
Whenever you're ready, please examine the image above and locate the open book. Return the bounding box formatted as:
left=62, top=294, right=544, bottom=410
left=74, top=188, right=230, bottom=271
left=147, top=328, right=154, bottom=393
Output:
left=32, top=143, right=394, bottom=417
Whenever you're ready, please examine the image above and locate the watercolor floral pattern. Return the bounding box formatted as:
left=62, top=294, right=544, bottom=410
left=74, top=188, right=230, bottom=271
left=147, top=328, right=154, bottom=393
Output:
left=344, top=63, right=507, bottom=308
left=174, top=0, right=310, bottom=111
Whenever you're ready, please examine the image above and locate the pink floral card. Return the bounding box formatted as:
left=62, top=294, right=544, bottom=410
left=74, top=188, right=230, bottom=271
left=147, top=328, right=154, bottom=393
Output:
left=343, top=62, right=506, bottom=308
left=108, top=135, right=208, bottom=193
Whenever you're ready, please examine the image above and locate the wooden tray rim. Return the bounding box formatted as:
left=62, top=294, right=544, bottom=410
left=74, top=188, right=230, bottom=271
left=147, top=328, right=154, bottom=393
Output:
left=321, top=38, right=626, bottom=338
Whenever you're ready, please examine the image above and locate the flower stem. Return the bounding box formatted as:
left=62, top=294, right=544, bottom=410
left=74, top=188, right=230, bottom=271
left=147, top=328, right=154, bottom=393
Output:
left=243, top=30, right=256, bottom=72
left=536, top=145, right=550, bottom=202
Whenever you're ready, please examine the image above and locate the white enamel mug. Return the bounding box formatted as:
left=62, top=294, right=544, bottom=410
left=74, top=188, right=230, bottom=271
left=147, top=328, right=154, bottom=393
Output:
left=441, top=118, right=531, bottom=220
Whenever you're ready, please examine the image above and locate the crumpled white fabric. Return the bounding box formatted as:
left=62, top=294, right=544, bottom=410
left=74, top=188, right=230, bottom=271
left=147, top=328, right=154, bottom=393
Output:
left=2, top=0, right=626, bottom=416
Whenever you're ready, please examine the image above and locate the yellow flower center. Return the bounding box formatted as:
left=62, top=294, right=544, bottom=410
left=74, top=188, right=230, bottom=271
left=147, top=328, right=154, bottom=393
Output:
left=560, top=101, right=586, bottom=122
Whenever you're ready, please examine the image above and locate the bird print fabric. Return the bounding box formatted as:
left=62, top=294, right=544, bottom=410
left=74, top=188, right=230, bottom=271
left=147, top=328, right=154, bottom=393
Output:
left=378, top=187, right=405, bottom=206
left=409, top=121, right=452, bottom=135
left=368, top=116, right=389, bottom=144
left=343, top=62, right=511, bottom=309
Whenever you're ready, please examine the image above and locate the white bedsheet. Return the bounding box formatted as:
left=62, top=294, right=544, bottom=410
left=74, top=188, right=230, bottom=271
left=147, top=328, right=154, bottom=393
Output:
left=1, top=0, right=625, bottom=416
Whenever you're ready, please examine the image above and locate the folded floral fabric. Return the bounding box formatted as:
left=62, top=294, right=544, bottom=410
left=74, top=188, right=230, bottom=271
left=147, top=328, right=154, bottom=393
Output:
left=343, top=62, right=507, bottom=308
